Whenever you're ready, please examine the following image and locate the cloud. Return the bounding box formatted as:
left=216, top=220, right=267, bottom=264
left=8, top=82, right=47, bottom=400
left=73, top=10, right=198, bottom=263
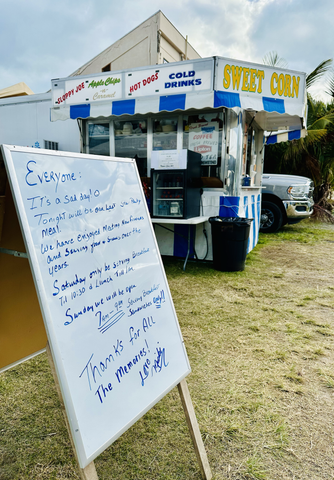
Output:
left=0, top=0, right=333, bottom=102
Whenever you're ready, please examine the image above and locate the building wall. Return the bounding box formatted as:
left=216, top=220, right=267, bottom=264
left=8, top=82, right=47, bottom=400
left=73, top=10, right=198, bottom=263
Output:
left=158, top=12, right=200, bottom=62
left=71, top=11, right=201, bottom=77
left=0, top=93, right=80, bottom=152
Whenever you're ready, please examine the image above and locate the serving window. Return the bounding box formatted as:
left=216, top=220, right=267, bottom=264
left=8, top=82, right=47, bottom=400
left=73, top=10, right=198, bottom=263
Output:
left=114, top=120, right=148, bottom=177
left=182, top=112, right=223, bottom=178
left=88, top=123, right=110, bottom=156
left=85, top=110, right=225, bottom=181
left=153, top=117, right=178, bottom=151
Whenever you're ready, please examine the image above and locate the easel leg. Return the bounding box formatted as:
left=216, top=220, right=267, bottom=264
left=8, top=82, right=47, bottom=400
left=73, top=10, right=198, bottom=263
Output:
left=46, top=343, right=99, bottom=480
left=178, top=379, right=212, bottom=480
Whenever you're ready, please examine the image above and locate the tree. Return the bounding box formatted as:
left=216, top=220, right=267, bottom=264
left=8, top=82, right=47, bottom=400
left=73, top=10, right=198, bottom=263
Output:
left=263, top=54, right=334, bottom=218
left=262, top=51, right=288, bottom=69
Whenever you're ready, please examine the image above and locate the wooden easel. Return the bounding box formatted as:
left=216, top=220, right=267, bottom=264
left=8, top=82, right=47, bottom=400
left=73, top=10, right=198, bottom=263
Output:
left=46, top=343, right=212, bottom=480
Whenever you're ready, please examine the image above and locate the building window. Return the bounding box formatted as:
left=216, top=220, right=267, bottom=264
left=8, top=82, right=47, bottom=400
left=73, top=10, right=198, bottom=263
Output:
left=114, top=120, right=147, bottom=177
left=153, top=117, right=178, bottom=151
left=44, top=140, right=58, bottom=150
left=182, top=112, right=223, bottom=177
left=163, top=58, right=169, bottom=64
left=88, top=123, right=110, bottom=156
left=102, top=63, right=111, bottom=72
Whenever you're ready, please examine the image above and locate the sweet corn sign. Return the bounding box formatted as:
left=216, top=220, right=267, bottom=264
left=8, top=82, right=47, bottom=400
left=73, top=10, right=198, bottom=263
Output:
left=215, top=57, right=306, bottom=101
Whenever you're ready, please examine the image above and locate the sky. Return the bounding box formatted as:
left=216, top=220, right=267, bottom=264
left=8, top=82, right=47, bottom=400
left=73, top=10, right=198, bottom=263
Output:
left=1, top=0, right=333, bottom=102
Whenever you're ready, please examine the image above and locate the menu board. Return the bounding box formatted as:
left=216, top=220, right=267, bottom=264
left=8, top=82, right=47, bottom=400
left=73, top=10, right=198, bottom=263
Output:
left=1, top=145, right=190, bottom=468
left=189, top=123, right=219, bottom=165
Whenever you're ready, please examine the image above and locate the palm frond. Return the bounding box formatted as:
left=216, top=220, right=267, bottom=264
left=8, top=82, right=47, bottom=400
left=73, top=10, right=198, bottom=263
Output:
left=325, top=70, right=334, bottom=99
left=262, top=51, right=288, bottom=69
left=303, top=128, right=328, bottom=143
left=309, top=114, right=334, bottom=131
left=306, top=59, right=333, bottom=89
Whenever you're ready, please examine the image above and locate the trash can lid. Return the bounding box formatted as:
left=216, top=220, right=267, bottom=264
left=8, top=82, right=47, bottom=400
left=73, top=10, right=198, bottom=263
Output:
left=209, top=216, right=253, bottom=225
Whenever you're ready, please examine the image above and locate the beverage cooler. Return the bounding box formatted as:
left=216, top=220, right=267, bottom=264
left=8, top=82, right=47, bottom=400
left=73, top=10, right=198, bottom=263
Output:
left=150, top=149, right=202, bottom=219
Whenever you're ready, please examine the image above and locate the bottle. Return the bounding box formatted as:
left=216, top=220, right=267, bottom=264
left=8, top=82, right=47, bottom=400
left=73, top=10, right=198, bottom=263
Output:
left=164, top=201, right=170, bottom=216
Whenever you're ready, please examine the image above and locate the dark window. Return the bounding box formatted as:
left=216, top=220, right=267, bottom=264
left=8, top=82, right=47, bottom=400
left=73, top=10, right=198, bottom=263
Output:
left=44, top=140, right=58, bottom=150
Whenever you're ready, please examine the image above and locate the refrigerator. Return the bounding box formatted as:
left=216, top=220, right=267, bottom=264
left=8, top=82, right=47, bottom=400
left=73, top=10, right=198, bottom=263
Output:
left=150, top=149, right=202, bottom=219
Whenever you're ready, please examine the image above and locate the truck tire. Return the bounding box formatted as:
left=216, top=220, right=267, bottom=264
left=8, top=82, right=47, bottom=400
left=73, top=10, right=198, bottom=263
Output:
left=260, top=201, right=283, bottom=233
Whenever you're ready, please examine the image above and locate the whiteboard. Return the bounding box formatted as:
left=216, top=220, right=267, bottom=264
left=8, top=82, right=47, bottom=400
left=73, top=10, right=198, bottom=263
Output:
left=2, top=145, right=190, bottom=468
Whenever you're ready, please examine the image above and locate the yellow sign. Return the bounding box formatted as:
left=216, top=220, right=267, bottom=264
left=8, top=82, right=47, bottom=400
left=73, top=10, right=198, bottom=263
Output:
left=217, top=58, right=304, bottom=100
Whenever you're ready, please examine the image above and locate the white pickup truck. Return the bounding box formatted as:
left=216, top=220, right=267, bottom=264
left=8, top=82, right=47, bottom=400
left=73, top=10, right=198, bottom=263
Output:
left=260, top=174, right=314, bottom=233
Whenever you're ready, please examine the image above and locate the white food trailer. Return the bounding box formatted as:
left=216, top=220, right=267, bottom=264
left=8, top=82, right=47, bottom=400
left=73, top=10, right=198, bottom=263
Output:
left=50, top=56, right=307, bottom=263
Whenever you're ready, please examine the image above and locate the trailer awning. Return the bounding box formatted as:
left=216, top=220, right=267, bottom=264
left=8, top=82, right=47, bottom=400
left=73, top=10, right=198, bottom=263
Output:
left=265, top=128, right=307, bottom=145
left=50, top=91, right=215, bottom=121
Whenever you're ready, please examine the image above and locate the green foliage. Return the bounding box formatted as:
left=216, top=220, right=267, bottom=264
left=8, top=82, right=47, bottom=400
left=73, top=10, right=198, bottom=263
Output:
left=306, top=59, right=333, bottom=89
left=264, top=57, right=334, bottom=212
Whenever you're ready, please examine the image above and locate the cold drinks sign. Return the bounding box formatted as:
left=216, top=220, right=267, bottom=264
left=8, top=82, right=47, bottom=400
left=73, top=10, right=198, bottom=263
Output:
left=2, top=145, right=190, bottom=468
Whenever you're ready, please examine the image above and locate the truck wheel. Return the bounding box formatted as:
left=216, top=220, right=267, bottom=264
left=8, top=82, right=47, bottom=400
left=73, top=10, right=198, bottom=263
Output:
left=260, top=201, right=283, bottom=233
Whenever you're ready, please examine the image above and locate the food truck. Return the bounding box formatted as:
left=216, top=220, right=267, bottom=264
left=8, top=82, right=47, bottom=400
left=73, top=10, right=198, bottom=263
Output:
left=0, top=56, right=307, bottom=372
left=50, top=56, right=307, bottom=263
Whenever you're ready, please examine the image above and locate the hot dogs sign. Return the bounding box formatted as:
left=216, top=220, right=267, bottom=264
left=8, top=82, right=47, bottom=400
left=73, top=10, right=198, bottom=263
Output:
left=125, top=62, right=212, bottom=98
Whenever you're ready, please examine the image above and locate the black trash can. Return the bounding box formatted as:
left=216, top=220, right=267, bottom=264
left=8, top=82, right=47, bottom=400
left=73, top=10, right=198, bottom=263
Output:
left=209, top=217, right=253, bottom=271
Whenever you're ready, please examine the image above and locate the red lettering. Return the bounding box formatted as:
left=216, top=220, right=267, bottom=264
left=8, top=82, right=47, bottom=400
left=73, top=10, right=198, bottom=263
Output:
left=193, top=134, right=213, bottom=140
left=57, top=83, right=86, bottom=104
left=141, top=73, right=159, bottom=88
left=75, top=82, right=84, bottom=93
left=129, top=82, right=141, bottom=93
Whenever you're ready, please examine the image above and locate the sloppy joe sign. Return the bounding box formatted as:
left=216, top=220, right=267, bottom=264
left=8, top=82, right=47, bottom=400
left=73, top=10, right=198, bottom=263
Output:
left=56, top=81, right=86, bottom=105
left=52, top=74, right=122, bottom=106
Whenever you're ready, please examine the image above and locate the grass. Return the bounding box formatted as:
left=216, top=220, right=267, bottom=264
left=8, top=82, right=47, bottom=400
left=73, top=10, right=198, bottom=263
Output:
left=1, top=219, right=334, bottom=479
